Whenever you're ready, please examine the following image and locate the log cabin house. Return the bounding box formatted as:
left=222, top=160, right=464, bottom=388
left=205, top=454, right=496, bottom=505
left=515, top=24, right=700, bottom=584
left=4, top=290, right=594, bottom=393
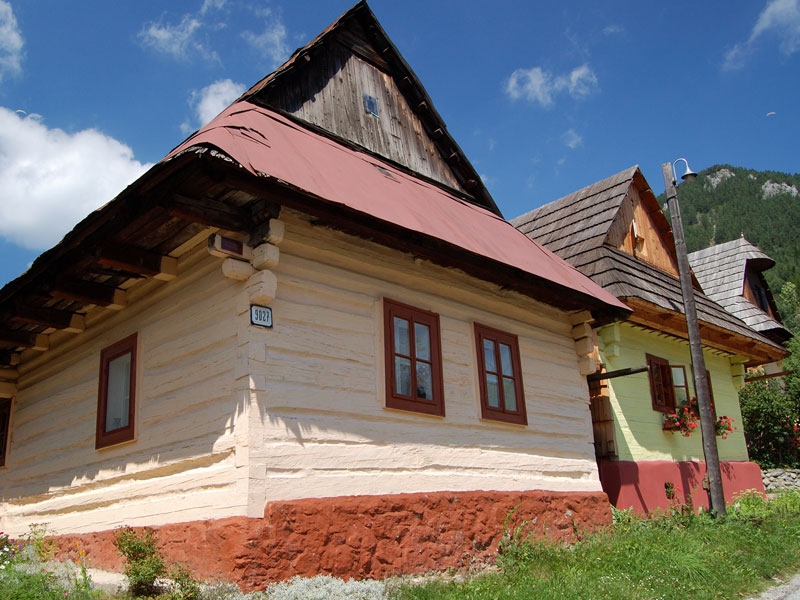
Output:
left=512, top=166, right=788, bottom=514
left=0, top=2, right=631, bottom=588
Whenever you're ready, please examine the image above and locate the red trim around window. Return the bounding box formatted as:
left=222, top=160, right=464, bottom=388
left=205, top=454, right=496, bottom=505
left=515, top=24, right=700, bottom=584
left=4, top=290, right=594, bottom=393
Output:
left=383, top=298, right=444, bottom=416
left=96, top=333, right=138, bottom=449
left=474, top=323, right=527, bottom=425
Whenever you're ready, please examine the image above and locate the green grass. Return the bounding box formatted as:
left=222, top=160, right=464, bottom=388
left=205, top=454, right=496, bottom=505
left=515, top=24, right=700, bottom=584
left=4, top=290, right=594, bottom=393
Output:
left=394, top=491, right=800, bottom=600
left=3, top=491, right=800, bottom=599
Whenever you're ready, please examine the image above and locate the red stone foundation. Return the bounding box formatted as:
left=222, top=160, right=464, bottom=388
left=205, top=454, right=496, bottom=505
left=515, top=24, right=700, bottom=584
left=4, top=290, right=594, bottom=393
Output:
left=598, top=459, right=765, bottom=514
left=54, top=489, right=611, bottom=591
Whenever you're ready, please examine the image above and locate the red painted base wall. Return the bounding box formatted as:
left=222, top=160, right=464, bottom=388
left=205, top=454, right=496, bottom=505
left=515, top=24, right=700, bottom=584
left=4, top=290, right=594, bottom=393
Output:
left=54, top=489, right=611, bottom=591
left=598, top=460, right=765, bottom=514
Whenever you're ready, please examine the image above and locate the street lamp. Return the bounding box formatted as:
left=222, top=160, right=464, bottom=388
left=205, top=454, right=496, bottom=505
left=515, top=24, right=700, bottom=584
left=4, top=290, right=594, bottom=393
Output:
left=661, top=158, right=726, bottom=517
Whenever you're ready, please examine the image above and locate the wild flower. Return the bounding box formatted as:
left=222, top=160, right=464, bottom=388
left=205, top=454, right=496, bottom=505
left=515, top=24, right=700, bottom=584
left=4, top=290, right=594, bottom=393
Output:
left=0, top=531, right=20, bottom=570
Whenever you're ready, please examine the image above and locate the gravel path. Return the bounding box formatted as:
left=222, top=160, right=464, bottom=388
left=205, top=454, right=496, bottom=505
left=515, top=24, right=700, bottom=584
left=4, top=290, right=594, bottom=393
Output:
left=750, top=573, right=800, bottom=600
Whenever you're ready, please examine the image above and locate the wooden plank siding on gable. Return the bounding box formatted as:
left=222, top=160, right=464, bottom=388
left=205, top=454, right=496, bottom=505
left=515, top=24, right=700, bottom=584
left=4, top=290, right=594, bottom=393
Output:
left=607, top=187, right=678, bottom=277
left=259, top=47, right=461, bottom=192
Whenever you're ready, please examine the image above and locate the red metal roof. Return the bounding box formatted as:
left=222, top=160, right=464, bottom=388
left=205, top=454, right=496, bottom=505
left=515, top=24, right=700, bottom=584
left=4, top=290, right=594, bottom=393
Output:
left=168, top=102, right=629, bottom=314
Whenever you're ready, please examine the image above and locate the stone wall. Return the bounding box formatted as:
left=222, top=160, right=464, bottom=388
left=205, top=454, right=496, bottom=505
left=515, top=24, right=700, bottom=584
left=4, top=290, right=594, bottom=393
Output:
left=54, top=490, right=612, bottom=591
left=762, top=468, right=800, bottom=492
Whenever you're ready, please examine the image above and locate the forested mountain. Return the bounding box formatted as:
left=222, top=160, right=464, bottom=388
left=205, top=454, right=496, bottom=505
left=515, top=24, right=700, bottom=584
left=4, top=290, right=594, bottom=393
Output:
left=658, top=165, right=800, bottom=297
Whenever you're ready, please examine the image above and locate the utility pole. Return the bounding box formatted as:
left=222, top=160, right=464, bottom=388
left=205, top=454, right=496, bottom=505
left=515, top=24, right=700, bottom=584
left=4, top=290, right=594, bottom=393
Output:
left=662, top=160, right=726, bottom=516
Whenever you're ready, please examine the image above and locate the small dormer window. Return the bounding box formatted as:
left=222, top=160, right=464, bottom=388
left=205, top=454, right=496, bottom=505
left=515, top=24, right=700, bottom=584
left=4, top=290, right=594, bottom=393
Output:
left=363, top=94, right=379, bottom=117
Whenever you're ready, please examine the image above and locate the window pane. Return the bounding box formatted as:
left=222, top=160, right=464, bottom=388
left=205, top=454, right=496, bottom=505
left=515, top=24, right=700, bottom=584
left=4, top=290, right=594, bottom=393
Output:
left=486, top=373, right=500, bottom=408
left=416, top=361, right=432, bottom=400
left=106, top=352, right=131, bottom=432
left=671, top=367, right=685, bottom=387
left=674, top=386, right=688, bottom=405
left=499, top=343, right=514, bottom=376
left=414, top=323, right=430, bottom=361
left=503, top=377, right=517, bottom=411
left=394, top=356, right=411, bottom=396
left=394, top=317, right=410, bottom=355
left=483, top=339, right=496, bottom=373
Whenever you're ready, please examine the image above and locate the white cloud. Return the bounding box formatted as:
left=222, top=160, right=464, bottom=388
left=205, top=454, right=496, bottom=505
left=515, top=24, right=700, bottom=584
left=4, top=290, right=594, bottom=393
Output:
left=506, top=67, right=553, bottom=106
left=722, top=43, right=751, bottom=71
left=603, top=24, right=624, bottom=36
left=558, top=64, right=598, bottom=99
left=138, top=2, right=228, bottom=63
left=506, top=64, right=598, bottom=107
left=0, top=108, right=152, bottom=250
left=0, top=0, right=24, bottom=83
left=200, top=0, right=226, bottom=16
left=183, top=78, right=246, bottom=132
left=752, top=0, right=800, bottom=53
left=562, top=129, right=583, bottom=149
left=242, top=8, right=290, bottom=69
left=723, top=0, right=800, bottom=70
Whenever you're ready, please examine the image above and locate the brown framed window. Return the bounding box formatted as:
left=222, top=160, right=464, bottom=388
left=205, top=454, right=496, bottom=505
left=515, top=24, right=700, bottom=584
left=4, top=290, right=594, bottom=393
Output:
left=96, top=333, right=137, bottom=448
left=0, top=397, right=10, bottom=467
left=647, top=354, right=675, bottom=412
left=474, top=323, right=527, bottom=425
left=383, top=298, right=444, bottom=416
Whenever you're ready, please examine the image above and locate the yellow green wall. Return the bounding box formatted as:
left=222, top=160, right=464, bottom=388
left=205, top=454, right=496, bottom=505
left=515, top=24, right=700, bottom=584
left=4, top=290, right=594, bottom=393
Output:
left=597, top=322, right=749, bottom=463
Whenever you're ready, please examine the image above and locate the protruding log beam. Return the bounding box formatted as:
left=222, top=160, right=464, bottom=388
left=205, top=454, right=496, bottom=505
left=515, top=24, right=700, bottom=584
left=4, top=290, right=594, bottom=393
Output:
left=0, top=381, right=16, bottom=398
left=95, top=244, right=178, bottom=281
left=0, top=329, right=48, bottom=350
left=166, top=194, right=250, bottom=232
left=13, top=304, right=86, bottom=333
left=51, top=280, right=127, bottom=310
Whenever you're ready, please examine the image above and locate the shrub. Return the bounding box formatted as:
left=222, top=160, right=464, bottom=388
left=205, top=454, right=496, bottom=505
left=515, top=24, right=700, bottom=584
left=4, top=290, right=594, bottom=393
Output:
left=114, top=526, right=167, bottom=597
left=739, top=378, right=800, bottom=468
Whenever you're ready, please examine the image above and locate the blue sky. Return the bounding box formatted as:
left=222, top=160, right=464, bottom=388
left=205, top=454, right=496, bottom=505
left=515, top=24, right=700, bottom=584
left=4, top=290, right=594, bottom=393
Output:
left=1, top=1, right=798, bottom=288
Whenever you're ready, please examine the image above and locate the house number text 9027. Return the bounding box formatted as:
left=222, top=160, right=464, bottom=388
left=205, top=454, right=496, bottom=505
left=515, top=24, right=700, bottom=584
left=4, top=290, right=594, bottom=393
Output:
left=250, top=305, right=273, bottom=328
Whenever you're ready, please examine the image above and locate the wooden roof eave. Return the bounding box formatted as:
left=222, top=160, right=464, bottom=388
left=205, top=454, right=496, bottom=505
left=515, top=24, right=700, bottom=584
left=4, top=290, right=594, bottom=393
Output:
left=0, top=153, right=229, bottom=366
left=623, top=296, right=788, bottom=365
left=209, top=161, right=631, bottom=324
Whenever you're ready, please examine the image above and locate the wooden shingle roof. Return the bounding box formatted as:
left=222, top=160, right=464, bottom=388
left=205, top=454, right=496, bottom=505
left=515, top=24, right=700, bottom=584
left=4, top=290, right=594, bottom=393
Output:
left=512, top=167, right=788, bottom=365
left=689, top=237, right=790, bottom=342
left=512, top=166, right=637, bottom=261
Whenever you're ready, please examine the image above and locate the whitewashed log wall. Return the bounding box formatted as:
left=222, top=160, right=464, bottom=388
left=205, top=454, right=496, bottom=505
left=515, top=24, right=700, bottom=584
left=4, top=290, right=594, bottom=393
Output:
left=243, top=209, right=602, bottom=516
left=1, top=207, right=603, bottom=535
left=0, top=248, right=248, bottom=535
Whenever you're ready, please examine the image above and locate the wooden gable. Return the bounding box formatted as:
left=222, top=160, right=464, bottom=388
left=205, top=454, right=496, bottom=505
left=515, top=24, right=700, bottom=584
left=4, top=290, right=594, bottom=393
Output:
left=242, top=1, right=497, bottom=215
left=605, top=174, right=678, bottom=278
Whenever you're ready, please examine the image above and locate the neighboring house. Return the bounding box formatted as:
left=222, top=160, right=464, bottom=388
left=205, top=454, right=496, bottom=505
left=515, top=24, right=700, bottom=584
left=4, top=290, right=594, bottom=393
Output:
left=0, top=2, right=630, bottom=588
left=512, top=166, right=788, bottom=514
left=689, top=237, right=791, bottom=376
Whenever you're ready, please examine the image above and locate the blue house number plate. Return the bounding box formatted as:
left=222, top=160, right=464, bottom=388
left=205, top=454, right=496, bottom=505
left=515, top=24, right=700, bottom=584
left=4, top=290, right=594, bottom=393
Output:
left=250, top=305, right=273, bottom=328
